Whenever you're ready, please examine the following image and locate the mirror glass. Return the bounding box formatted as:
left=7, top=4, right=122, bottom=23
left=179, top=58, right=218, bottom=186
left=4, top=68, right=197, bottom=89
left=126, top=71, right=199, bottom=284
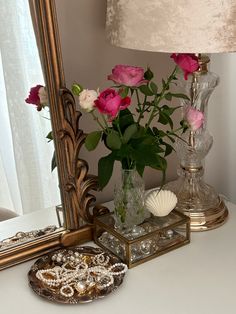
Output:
left=0, top=0, right=62, bottom=248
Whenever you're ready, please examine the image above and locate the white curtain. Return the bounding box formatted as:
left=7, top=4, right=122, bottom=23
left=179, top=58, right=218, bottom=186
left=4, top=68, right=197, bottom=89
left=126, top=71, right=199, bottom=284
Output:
left=0, top=0, right=61, bottom=215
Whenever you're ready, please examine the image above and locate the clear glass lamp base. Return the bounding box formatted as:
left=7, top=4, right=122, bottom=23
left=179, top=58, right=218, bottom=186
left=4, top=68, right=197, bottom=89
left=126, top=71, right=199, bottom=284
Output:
left=167, top=57, right=229, bottom=231
left=165, top=170, right=228, bottom=231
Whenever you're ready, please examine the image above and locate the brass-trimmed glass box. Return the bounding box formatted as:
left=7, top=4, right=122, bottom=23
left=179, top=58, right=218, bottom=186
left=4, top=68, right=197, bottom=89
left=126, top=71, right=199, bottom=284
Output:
left=94, top=210, right=190, bottom=268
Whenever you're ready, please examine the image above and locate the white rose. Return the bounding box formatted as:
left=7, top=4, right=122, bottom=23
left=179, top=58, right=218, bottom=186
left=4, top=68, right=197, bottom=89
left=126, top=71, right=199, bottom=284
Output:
left=38, top=86, right=48, bottom=105
left=79, top=89, right=98, bottom=112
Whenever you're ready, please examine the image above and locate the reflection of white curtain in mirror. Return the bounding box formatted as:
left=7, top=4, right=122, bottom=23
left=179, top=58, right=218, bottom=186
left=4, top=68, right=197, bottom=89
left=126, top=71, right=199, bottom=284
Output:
left=0, top=0, right=61, bottom=215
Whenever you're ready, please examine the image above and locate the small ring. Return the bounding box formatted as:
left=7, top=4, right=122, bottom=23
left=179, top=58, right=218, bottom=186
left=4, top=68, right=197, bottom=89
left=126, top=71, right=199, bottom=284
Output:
left=60, top=284, right=74, bottom=298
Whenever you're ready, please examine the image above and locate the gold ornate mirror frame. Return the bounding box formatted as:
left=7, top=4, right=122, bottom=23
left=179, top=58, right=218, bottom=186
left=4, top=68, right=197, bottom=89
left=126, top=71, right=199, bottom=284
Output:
left=0, top=0, right=105, bottom=270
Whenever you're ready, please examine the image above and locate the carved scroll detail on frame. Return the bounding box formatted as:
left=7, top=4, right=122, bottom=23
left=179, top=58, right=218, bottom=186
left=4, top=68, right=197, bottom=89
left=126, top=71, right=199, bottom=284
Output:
left=58, top=88, right=98, bottom=226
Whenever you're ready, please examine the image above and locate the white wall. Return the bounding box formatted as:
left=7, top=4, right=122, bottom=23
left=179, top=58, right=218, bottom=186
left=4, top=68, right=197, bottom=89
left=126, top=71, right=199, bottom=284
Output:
left=205, top=54, right=236, bottom=203
left=55, top=1, right=236, bottom=204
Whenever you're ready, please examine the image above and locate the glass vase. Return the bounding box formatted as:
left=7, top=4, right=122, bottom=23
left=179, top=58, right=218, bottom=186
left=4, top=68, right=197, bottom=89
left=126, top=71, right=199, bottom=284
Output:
left=164, top=56, right=228, bottom=231
left=114, top=168, right=146, bottom=231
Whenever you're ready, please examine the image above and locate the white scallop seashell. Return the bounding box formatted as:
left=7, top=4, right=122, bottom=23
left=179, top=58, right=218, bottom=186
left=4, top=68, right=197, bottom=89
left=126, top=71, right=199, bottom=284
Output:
left=145, top=190, right=177, bottom=217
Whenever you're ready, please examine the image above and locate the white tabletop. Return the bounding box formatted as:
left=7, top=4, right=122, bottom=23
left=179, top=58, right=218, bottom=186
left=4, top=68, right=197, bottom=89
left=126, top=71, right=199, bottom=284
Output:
left=0, top=201, right=235, bottom=314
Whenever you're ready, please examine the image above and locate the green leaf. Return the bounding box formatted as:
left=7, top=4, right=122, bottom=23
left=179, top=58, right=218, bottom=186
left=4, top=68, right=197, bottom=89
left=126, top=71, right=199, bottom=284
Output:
left=150, top=155, right=167, bottom=172
left=46, top=130, right=53, bottom=142
left=163, top=142, right=174, bottom=156
left=51, top=151, right=57, bottom=172
left=136, top=163, right=145, bottom=177
left=166, top=133, right=175, bottom=143
left=180, top=119, right=189, bottom=133
left=130, top=143, right=162, bottom=168
left=119, top=86, right=129, bottom=98
left=130, top=135, right=153, bottom=147
left=152, top=128, right=166, bottom=138
left=162, top=104, right=181, bottom=115
left=149, top=82, right=158, bottom=94
left=98, top=153, right=115, bottom=189
left=158, top=111, right=168, bottom=125
left=116, top=144, right=133, bottom=161
left=139, top=85, right=153, bottom=96
left=158, top=111, right=173, bottom=128
left=123, top=124, right=138, bottom=143
left=170, top=93, right=190, bottom=100
left=117, top=109, right=134, bottom=132
left=106, top=131, right=122, bottom=150
left=132, top=126, right=146, bottom=139
left=164, top=93, right=172, bottom=101
left=144, top=68, right=154, bottom=80
left=85, top=131, right=102, bottom=151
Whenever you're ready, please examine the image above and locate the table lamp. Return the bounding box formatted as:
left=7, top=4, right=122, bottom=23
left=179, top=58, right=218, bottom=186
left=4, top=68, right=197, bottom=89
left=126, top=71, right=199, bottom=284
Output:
left=106, top=0, right=236, bottom=231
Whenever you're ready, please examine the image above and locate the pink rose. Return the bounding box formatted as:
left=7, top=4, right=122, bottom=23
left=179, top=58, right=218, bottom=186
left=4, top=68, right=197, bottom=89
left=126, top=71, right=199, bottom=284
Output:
left=171, top=54, right=199, bottom=80
left=25, top=85, right=47, bottom=111
left=94, top=88, right=131, bottom=120
left=108, top=64, right=147, bottom=87
left=185, top=106, right=204, bottom=131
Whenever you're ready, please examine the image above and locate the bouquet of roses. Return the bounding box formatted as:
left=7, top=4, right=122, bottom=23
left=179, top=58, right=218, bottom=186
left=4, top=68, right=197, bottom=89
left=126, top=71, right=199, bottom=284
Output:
left=25, top=55, right=205, bottom=191
left=72, top=63, right=191, bottom=190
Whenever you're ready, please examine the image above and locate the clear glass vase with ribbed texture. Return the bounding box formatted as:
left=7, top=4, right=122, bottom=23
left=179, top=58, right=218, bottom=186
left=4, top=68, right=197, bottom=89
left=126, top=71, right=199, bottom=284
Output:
left=114, top=169, right=146, bottom=231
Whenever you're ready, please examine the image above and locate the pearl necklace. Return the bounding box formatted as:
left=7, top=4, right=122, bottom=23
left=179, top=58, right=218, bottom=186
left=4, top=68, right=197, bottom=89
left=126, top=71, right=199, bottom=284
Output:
left=36, top=252, right=127, bottom=298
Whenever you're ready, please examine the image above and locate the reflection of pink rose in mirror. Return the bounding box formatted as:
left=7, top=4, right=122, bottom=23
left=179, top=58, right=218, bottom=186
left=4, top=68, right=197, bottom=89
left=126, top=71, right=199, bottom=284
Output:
left=94, top=88, right=131, bottom=120
left=108, top=64, right=147, bottom=87
left=25, top=84, right=42, bottom=104
left=185, top=106, right=204, bottom=131
left=25, top=85, right=48, bottom=111
left=171, top=54, right=199, bottom=80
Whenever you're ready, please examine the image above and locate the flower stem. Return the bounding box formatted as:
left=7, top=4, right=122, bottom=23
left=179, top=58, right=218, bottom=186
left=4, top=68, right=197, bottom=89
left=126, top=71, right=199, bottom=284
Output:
left=135, top=88, right=141, bottom=105
left=135, top=89, right=142, bottom=123
left=137, top=94, right=147, bottom=124
left=113, top=114, right=123, bottom=140
left=91, top=111, right=107, bottom=132
left=117, top=121, right=123, bottom=140
left=145, top=66, right=178, bottom=130
left=100, top=113, right=110, bottom=131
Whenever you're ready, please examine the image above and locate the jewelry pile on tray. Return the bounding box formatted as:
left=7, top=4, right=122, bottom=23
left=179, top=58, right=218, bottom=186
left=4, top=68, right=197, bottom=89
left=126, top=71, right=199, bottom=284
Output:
left=35, top=249, right=127, bottom=299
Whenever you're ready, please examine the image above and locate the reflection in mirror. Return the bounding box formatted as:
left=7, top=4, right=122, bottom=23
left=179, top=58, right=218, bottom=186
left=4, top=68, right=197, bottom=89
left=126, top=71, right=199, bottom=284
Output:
left=0, top=0, right=62, bottom=247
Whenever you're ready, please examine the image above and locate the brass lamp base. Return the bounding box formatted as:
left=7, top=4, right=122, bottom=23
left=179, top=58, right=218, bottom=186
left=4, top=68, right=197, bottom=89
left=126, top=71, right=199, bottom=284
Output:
left=178, top=197, right=228, bottom=232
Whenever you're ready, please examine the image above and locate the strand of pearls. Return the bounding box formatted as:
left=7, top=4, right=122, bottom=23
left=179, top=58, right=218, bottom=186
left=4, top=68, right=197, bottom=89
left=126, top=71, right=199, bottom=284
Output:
left=92, top=253, right=110, bottom=266
left=51, top=250, right=82, bottom=264
left=108, top=263, right=128, bottom=276
left=36, top=252, right=128, bottom=298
